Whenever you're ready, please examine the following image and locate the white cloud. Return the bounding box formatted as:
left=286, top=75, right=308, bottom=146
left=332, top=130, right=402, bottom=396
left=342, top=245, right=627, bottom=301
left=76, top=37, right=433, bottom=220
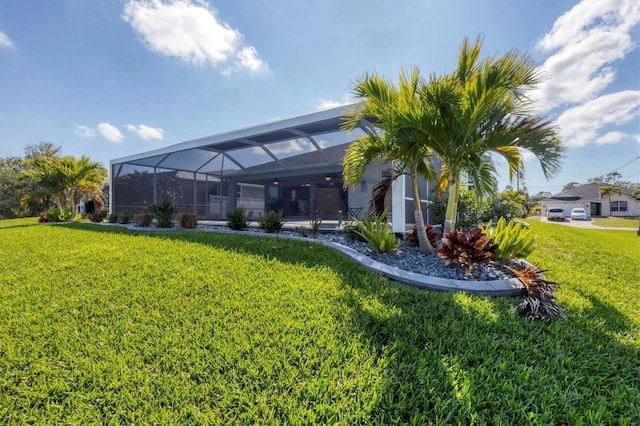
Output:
left=316, top=95, right=353, bottom=110
left=126, top=124, right=164, bottom=141
left=253, top=139, right=313, bottom=155
left=596, top=131, right=626, bottom=145
left=123, top=0, right=267, bottom=75
left=235, top=46, right=266, bottom=73
left=532, top=0, right=640, bottom=112
left=97, top=123, right=124, bottom=143
left=74, top=125, right=96, bottom=138
left=556, top=90, right=640, bottom=148
left=0, top=31, right=14, bottom=49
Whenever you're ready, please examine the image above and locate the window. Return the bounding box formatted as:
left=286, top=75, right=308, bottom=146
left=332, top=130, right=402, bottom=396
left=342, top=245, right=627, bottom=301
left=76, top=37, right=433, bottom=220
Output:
left=611, top=201, right=627, bottom=212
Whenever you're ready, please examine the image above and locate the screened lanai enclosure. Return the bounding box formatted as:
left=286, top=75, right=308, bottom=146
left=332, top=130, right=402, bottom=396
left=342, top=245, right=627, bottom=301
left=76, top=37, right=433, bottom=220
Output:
left=110, top=104, right=434, bottom=230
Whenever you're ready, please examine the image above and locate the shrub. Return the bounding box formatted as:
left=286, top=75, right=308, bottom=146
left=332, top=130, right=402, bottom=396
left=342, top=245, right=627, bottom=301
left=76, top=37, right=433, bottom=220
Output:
left=437, top=228, right=497, bottom=275
left=482, top=217, right=534, bottom=261
left=342, top=220, right=366, bottom=242
left=46, top=207, right=73, bottom=223
left=310, top=215, right=322, bottom=237
left=353, top=209, right=398, bottom=254
left=406, top=224, right=439, bottom=248
left=134, top=212, right=153, bottom=227
left=178, top=211, right=198, bottom=229
left=258, top=211, right=283, bottom=233
left=296, top=226, right=310, bottom=237
left=148, top=200, right=175, bottom=228
left=227, top=207, right=248, bottom=231
left=117, top=211, right=131, bottom=224
left=107, top=212, right=119, bottom=223
left=38, top=212, right=50, bottom=223
left=89, top=210, right=108, bottom=223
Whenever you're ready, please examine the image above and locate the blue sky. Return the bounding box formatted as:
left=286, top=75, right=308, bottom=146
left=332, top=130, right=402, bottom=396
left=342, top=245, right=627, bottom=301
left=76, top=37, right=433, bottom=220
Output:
left=1, top=0, right=638, bottom=195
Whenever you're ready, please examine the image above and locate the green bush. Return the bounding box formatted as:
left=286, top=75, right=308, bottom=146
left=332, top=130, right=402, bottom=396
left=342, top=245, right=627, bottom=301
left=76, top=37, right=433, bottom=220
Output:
left=342, top=220, right=366, bottom=242
left=258, top=211, right=283, bottom=233
left=353, top=209, right=398, bottom=253
left=227, top=207, right=248, bottom=231
left=89, top=210, right=108, bottom=223
left=46, top=207, right=73, bottom=223
left=483, top=217, right=534, bottom=260
left=134, top=212, right=153, bottom=227
left=117, top=211, right=131, bottom=225
left=178, top=211, right=198, bottom=229
left=107, top=212, right=119, bottom=223
left=148, top=200, right=175, bottom=228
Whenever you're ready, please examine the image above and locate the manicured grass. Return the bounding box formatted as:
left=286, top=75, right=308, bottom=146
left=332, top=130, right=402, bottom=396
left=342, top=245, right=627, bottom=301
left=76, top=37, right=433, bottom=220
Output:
left=0, top=218, right=638, bottom=424
left=592, top=216, right=640, bottom=228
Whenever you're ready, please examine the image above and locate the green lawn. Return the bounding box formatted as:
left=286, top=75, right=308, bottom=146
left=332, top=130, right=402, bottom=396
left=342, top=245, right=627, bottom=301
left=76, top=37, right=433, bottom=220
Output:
left=1, top=218, right=638, bottom=424
left=592, top=216, right=640, bottom=229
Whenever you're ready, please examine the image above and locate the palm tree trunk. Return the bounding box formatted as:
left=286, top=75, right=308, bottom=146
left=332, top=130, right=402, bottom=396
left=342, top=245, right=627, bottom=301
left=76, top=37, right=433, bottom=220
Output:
left=443, top=175, right=460, bottom=234
left=410, top=174, right=434, bottom=254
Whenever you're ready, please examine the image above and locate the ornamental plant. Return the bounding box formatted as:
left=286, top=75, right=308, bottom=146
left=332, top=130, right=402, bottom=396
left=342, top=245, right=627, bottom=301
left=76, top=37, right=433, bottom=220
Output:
left=178, top=211, right=198, bottom=229
left=353, top=208, right=398, bottom=254
left=407, top=224, right=439, bottom=248
left=148, top=200, right=175, bottom=228
left=258, top=211, right=283, bottom=233
left=437, top=228, right=497, bottom=275
left=227, top=207, right=248, bottom=230
left=482, top=217, right=534, bottom=260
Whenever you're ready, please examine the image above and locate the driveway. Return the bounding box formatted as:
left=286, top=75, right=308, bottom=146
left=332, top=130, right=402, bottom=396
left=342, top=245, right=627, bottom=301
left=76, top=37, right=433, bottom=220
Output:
left=539, top=216, right=637, bottom=231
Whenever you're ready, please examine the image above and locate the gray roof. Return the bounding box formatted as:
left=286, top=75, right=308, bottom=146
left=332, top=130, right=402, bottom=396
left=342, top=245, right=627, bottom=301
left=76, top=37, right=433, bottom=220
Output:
left=544, top=183, right=638, bottom=201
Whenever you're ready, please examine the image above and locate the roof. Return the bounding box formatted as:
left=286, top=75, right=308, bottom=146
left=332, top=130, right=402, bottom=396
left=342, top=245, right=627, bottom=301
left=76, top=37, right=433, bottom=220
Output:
left=111, top=103, right=373, bottom=179
left=544, top=183, right=639, bottom=201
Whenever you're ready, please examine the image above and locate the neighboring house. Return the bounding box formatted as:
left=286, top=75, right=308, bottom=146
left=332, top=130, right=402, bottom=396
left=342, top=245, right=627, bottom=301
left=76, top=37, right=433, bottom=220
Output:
left=541, top=183, right=640, bottom=218
left=110, top=104, right=435, bottom=231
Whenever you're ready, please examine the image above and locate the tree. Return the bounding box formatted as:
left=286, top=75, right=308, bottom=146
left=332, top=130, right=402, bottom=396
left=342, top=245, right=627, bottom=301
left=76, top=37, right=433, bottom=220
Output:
left=0, top=157, right=29, bottom=218
left=599, top=185, right=621, bottom=216
left=562, top=182, right=580, bottom=192
left=24, top=141, right=61, bottom=160
left=342, top=68, right=438, bottom=254
left=20, top=155, right=107, bottom=214
left=426, top=37, right=563, bottom=233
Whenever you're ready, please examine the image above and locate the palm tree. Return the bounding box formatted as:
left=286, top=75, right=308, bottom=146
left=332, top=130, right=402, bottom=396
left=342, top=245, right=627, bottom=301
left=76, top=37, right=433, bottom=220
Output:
left=342, top=68, right=438, bottom=254
left=21, top=155, right=107, bottom=213
left=599, top=185, right=621, bottom=216
left=425, top=37, right=563, bottom=233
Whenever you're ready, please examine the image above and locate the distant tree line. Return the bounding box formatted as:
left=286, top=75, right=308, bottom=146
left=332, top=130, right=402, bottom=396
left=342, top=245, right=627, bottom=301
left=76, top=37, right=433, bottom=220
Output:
left=0, top=142, right=107, bottom=219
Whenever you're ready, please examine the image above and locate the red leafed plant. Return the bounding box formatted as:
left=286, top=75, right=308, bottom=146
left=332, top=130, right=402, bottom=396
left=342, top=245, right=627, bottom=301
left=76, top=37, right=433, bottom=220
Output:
left=406, top=224, right=439, bottom=248
left=38, top=212, right=50, bottom=223
left=437, top=228, right=497, bottom=275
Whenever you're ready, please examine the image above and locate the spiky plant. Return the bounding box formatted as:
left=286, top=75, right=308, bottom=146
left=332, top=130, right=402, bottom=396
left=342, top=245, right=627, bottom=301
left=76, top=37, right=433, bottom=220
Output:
left=507, top=265, right=567, bottom=321
left=437, top=228, right=497, bottom=275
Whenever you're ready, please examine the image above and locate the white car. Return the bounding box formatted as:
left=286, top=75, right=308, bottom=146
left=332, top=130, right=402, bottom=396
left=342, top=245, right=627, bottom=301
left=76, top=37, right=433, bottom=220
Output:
left=570, top=208, right=588, bottom=220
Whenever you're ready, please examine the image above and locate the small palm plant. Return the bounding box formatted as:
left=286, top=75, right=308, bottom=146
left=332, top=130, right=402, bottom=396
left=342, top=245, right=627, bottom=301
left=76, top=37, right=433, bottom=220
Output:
left=148, top=200, right=175, bottom=228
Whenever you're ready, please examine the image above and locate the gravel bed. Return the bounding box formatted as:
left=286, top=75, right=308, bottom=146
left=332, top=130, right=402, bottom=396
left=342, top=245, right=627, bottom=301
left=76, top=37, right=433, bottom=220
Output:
left=198, top=225, right=519, bottom=282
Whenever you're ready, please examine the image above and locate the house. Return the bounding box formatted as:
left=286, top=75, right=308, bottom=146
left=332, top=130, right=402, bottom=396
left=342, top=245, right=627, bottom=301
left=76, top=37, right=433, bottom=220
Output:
left=109, top=104, right=435, bottom=232
left=541, top=183, right=640, bottom=218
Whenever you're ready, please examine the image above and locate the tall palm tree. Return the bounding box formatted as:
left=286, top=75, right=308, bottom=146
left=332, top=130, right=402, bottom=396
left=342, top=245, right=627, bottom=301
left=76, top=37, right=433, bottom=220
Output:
left=342, top=68, right=438, bottom=254
left=21, top=155, right=107, bottom=213
left=425, top=37, right=563, bottom=233
left=599, top=185, right=621, bottom=216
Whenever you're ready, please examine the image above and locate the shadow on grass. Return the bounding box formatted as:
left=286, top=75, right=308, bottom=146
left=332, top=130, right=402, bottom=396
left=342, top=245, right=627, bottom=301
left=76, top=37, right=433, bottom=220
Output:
left=58, top=222, right=639, bottom=423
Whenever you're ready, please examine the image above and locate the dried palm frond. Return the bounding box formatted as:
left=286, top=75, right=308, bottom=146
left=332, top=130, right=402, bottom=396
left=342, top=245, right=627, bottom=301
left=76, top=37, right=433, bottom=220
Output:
left=507, top=265, right=567, bottom=321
